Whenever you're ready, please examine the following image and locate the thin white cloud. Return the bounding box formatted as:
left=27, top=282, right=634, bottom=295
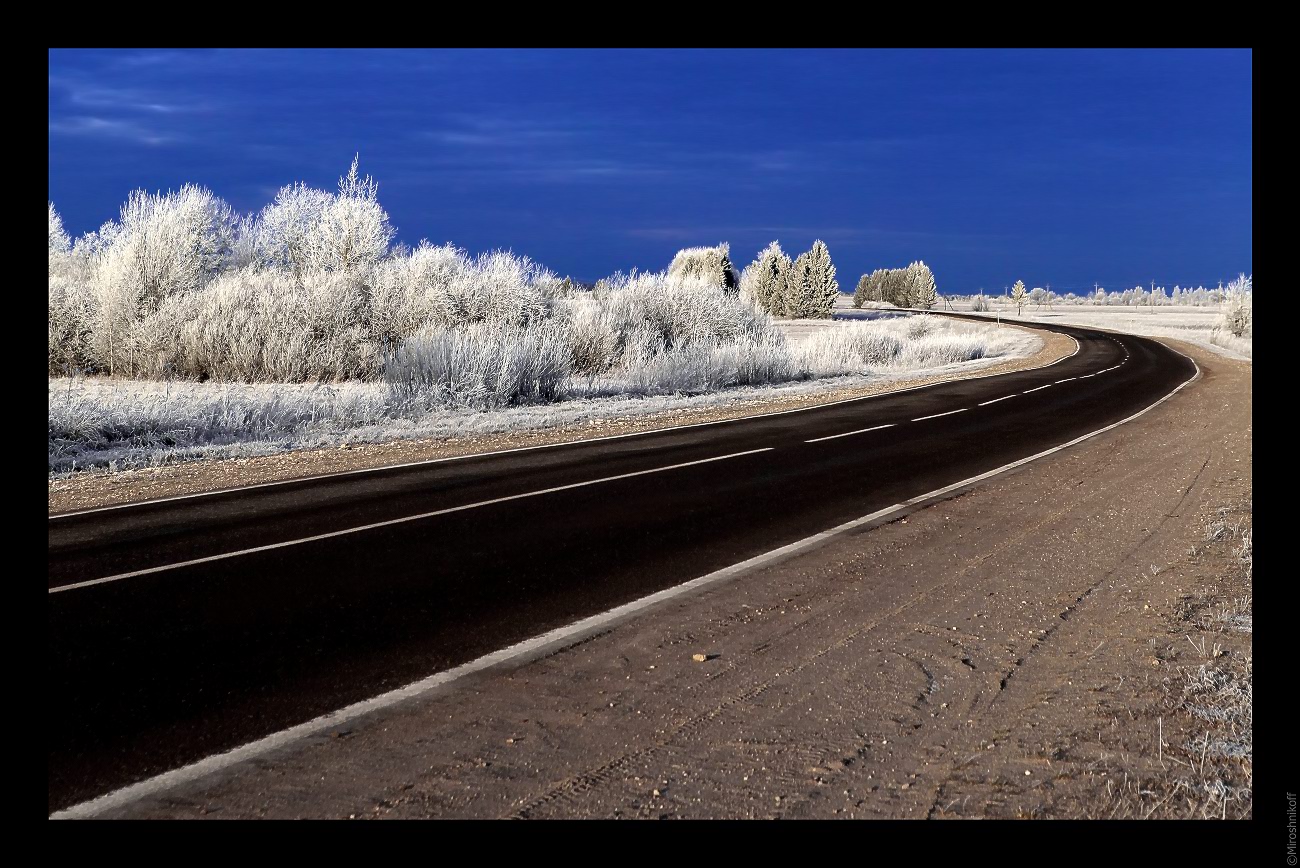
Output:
left=48, top=116, right=175, bottom=147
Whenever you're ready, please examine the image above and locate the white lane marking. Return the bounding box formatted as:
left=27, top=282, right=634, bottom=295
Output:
left=1022, top=384, right=1053, bottom=394
left=49, top=448, right=775, bottom=595
left=978, top=395, right=1016, bottom=407
left=1078, top=373, right=1096, bottom=379
left=50, top=325, right=1083, bottom=520
left=1056, top=377, right=1077, bottom=384
left=912, top=408, right=968, bottom=422
left=49, top=348, right=1200, bottom=820
left=805, top=424, right=896, bottom=443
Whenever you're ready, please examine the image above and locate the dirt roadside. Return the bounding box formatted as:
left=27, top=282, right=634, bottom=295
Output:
left=95, top=337, right=1251, bottom=820
left=48, top=326, right=1072, bottom=515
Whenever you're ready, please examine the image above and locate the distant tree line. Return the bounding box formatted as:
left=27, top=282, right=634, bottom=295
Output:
left=851, top=261, right=938, bottom=310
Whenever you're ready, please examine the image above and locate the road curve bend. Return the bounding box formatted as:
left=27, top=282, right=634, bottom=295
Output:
left=48, top=316, right=1197, bottom=812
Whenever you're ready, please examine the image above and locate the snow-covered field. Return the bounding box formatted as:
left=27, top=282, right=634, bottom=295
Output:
left=943, top=299, right=1252, bottom=361
left=49, top=310, right=1038, bottom=474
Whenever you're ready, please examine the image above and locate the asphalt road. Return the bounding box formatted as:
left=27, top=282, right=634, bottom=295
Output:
left=47, top=317, right=1196, bottom=812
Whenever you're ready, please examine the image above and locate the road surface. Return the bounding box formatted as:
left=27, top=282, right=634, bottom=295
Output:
left=48, top=318, right=1196, bottom=813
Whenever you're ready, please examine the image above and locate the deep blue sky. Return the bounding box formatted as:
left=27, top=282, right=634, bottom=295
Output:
left=49, top=48, right=1252, bottom=294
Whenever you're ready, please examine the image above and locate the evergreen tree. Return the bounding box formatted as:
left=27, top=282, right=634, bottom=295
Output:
left=853, top=273, right=871, bottom=308
left=790, top=239, right=838, bottom=318
left=914, top=263, right=938, bottom=309
left=742, top=241, right=793, bottom=315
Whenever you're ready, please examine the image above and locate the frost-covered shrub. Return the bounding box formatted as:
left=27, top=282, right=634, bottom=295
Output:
left=370, top=245, right=556, bottom=341
left=384, top=324, right=571, bottom=409
left=905, top=315, right=938, bottom=339
left=562, top=296, right=622, bottom=377
left=48, top=275, right=95, bottom=375
left=667, top=243, right=739, bottom=290
left=147, top=271, right=380, bottom=382
left=970, top=294, right=991, bottom=312
left=1216, top=274, right=1252, bottom=338
left=597, top=272, right=775, bottom=348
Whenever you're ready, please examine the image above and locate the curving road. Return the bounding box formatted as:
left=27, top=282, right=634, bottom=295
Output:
left=47, top=317, right=1196, bottom=812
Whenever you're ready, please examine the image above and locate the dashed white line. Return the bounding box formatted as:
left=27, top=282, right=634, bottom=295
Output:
left=913, top=408, right=969, bottom=422
left=49, top=448, right=776, bottom=595
left=805, top=424, right=896, bottom=443
left=1022, top=384, right=1053, bottom=394
left=977, top=395, right=1016, bottom=407
left=1055, top=377, right=1077, bottom=384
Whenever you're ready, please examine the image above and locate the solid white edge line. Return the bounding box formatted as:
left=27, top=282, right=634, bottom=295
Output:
left=1056, top=377, right=1077, bottom=384
left=1023, top=384, right=1052, bottom=393
left=804, top=424, right=895, bottom=443
left=50, top=345, right=1200, bottom=821
left=913, top=408, right=968, bottom=422
left=978, top=395, right=1015, bottom=406
left=50, top=323, right=1083, bottom=520
left=49, top=449, right=774, bottom=595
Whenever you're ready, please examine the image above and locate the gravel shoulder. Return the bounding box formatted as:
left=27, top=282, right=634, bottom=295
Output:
left=102, top=336, right=1251, bottom=819
left=48, top=323, right=1072, bottom=515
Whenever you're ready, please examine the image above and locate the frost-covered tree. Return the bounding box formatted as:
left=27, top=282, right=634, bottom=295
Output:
left=912, top=262, right=938, bottom=309
left=87, top=184, right=240, bottom=374
left=852, top=273, right=870, bottom=308
left=102, top=184, right=237, bottom=303
left=789, top=240, right=838, bottom=318
left=314, top=155, right=395, bottom=274
left=667, top=242, right=739, bottom=291
left=740, top=241, right=792, bottom=315
left=49, top=202, right=70, bottom=256
left=1217, top=273, right=1253, bottom=338
left=256, top=182, right=334, bottom=278
left=255, top=156, right=393, bottom=279
left=1010, top=280, right=1028, bottom=315
left=853, top=270, right=889, bottom=308
left=885, top=263, right=930, bottom=309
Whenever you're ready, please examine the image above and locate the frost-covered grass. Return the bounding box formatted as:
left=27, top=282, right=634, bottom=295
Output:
left=948, top=299, right=1253, bottom=361
left=49, top=312, right=1038, bottom=474
left=795, top=314, right=1032, bottom=376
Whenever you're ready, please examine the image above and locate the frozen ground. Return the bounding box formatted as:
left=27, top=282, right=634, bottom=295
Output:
left=941, top=298, right=1252, bottom=362
left=49, top=309, right=1039, bottom=475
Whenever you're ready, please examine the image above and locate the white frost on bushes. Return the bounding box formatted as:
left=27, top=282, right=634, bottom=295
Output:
left=50, top=313, right=1039, bottom=473
left=48, top=162, right=1043, bottom=473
